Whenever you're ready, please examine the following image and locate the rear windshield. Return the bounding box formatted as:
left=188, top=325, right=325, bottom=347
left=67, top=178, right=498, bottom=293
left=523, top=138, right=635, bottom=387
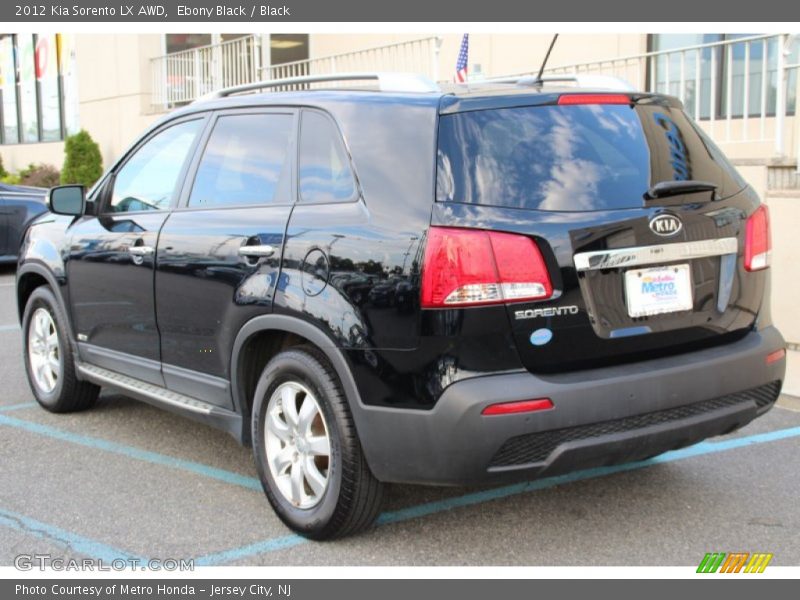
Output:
left=436, top=102, right=745, bottom=211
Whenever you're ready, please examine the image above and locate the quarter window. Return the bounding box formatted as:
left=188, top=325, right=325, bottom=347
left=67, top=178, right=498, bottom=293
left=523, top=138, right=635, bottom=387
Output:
left=188, top=113, right=293, bottom=208
left=299, top=111, right=356, bottom=203
left=108, top=119, right=202, bottom=213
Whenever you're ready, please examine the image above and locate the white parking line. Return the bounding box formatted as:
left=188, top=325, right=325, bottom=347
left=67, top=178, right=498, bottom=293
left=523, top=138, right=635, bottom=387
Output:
left=0, top=325, right=19, bottom=332
left=0, top=283, right=15, bottom=287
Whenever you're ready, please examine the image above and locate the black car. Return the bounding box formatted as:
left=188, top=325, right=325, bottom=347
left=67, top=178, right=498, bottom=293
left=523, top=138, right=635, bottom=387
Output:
left=16, top=73, right=786, bottom=540
left=0, top=183, right=47, bottom=263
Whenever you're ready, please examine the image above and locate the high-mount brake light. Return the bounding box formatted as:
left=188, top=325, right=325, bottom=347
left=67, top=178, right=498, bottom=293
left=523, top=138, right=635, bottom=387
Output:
left=420, top=227, right=553, bottom=308
left=557, top=94, right=631, bottom=105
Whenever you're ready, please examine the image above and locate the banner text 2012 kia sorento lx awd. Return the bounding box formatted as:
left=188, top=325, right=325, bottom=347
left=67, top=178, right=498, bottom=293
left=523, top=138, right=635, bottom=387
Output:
left=17, top=75, right=786, bottom=539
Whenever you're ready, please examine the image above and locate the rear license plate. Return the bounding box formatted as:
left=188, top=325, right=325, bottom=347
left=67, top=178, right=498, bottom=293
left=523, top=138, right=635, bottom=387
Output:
left=624, top=264, right=693, bottom=318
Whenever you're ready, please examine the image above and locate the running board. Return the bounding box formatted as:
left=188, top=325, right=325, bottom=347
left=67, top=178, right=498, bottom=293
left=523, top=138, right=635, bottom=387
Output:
left=76, top=363, right=243, bottom=441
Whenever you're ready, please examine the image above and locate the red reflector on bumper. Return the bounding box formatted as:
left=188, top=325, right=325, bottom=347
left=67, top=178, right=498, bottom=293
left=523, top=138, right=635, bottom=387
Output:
left=482, top=398, right=554, bottom=416
left=766, top=348, right=786, bottom=364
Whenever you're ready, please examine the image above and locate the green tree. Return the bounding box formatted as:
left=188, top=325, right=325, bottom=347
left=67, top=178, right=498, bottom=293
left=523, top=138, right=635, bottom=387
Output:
left=61, top=129, right=103, bottom=187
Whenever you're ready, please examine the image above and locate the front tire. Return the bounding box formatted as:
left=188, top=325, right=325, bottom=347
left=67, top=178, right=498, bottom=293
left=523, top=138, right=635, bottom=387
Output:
left=22, top=286, right=99, bottom=413
left=252, top=346, right=384, bottom=539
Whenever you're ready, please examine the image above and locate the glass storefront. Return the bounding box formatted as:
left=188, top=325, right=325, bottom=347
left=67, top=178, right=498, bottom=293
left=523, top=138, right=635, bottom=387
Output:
left=0, top=33, right=78, bottom=145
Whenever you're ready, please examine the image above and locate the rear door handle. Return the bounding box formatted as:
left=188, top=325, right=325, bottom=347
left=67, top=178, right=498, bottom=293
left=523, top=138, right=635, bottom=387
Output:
left=129, top=246, right=155, bottom=256
left=238, top=245, right=275, bottom=258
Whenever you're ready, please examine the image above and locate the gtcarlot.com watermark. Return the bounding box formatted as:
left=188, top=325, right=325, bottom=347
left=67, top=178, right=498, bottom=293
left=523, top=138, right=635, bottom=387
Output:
left=14, top=554, right=194, bottom=571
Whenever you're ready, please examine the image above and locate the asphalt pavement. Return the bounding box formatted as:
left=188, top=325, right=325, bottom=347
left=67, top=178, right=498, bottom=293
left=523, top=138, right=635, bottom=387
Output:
left=1, top=265, right=799, bottom=567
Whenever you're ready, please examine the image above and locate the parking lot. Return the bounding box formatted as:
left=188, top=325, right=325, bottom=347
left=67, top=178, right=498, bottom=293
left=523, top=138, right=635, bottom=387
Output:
left=1, top=265, right=799, bottom=567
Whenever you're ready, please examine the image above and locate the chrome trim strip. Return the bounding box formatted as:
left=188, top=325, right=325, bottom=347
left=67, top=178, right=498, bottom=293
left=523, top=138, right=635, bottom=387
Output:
left=573, top=237, right=738, bottom=272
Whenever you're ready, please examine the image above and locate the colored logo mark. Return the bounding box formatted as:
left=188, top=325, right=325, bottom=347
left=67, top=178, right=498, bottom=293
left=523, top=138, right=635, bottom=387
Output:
left=530, top=328, right=553, bottom=346
left=696, top=552, right=773, bottom=573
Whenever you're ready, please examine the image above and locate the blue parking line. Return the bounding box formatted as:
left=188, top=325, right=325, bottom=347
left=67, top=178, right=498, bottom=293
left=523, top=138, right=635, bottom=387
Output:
left=195, top=425, right=800, bottom=565
left=0, top=507, right=144, bottom=562
left=3, top=405, right=800, bottom=565
left=0, top=413, right=262, bottom=491
left=0, top=402, right=37, bottom=412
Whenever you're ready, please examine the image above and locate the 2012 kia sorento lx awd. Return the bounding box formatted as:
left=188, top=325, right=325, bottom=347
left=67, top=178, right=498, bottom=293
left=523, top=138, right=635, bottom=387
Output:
left=17, top=73, right=786, bottom=539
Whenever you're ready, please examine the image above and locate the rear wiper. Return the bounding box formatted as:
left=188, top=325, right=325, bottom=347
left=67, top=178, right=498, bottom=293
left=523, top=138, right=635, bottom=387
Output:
left=645, top=180, right=717, bottom=200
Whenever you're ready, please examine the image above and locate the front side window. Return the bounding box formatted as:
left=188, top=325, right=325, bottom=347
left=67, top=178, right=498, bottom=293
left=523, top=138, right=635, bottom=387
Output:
left=109, top=119, right=202, bottom=213
left=298, top=111, right=357, bottom=203
left=188, top=113, right=293, bottom=208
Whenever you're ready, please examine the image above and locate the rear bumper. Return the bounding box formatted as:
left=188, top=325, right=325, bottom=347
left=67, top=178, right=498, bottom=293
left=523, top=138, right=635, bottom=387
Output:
left=355, top=326, right=786, bottom=485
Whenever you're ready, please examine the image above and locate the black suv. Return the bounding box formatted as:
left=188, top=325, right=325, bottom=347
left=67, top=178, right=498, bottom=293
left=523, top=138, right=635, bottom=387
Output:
left=16, top=73, right=786, bottom=539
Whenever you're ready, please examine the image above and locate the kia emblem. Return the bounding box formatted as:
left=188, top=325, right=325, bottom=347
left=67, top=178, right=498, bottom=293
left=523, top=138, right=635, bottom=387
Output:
left=649, top=214, right=682, bottom=237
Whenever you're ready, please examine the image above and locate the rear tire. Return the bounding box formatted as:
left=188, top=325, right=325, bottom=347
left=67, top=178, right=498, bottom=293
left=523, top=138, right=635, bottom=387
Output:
left=22, top=286, right=99, bottom=413
left=252, top=346, right=384, bottom=539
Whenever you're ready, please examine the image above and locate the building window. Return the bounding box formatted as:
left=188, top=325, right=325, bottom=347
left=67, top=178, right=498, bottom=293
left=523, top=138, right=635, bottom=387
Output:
left=0, top=33, right=78, bottom=145
left=650, top=34, right=798, bottom=121
left=18, top=35, right=38, bottom=143
left=270, top=34, right=309, bottom=65
left=37, top=35, right=62, bottom=141
left=0, top=36, right=18, bottom=143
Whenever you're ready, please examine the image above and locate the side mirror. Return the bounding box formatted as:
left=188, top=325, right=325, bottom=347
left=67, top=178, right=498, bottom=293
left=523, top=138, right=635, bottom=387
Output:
left=49, top=185, right=86, bottom=216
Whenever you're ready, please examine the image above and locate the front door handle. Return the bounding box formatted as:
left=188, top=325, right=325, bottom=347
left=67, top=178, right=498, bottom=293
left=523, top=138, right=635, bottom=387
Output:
left=238, top=245, right=275, bottom=258
left=129, top=246, right=155, bottom=257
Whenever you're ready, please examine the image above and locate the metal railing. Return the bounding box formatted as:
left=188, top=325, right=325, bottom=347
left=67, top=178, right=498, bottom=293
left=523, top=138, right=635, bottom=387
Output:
left=151, top=35, right=262, bottom=109
left=500, top=34, right=799, bottom=158
left=265, top=37, right=442, bottom=84
left=151, top=36, right=442, bottom=109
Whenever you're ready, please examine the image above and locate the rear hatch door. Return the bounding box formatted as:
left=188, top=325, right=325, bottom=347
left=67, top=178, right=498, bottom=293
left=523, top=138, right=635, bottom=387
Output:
left=434, top=92, right=765, bottom=373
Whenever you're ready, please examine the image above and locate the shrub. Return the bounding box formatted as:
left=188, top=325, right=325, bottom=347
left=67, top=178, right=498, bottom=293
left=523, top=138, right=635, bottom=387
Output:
left=61, top=129, right=103, bottom=187
left=18, top=163, right=61, bottom=188
left=0, top=154, right=8, bottom=179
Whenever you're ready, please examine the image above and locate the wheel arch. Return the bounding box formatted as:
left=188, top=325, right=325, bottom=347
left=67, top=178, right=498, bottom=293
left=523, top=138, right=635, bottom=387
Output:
left=231, top=315, right=367, bottom=448
left=16, top=263, right=76, bottom=352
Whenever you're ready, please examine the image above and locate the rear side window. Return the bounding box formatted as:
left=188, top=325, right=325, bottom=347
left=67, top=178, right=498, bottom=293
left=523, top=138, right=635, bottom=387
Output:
left=437, top=102, right=744, bottom=211
left=299, top=111, right=357, bottom=203
left=188, top=113, right=293, bottom=208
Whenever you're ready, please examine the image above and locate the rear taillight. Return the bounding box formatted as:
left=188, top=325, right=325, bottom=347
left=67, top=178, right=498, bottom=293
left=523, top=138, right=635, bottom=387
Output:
left=744, top=204, right=771, bottom=272
left=557, top=94, right=631, bottom=105
left=420, top=227, right=553, bottom=308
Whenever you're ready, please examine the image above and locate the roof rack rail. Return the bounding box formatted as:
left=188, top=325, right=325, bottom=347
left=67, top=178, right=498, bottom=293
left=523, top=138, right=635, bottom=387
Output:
left=197, top=72, right=440, bottom=102
left=484, top=74, right=636, bottom=92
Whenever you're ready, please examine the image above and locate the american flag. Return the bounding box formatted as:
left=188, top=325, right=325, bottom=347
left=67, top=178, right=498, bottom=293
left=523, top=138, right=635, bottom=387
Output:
left=454, top=34, right=469, bottom=83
